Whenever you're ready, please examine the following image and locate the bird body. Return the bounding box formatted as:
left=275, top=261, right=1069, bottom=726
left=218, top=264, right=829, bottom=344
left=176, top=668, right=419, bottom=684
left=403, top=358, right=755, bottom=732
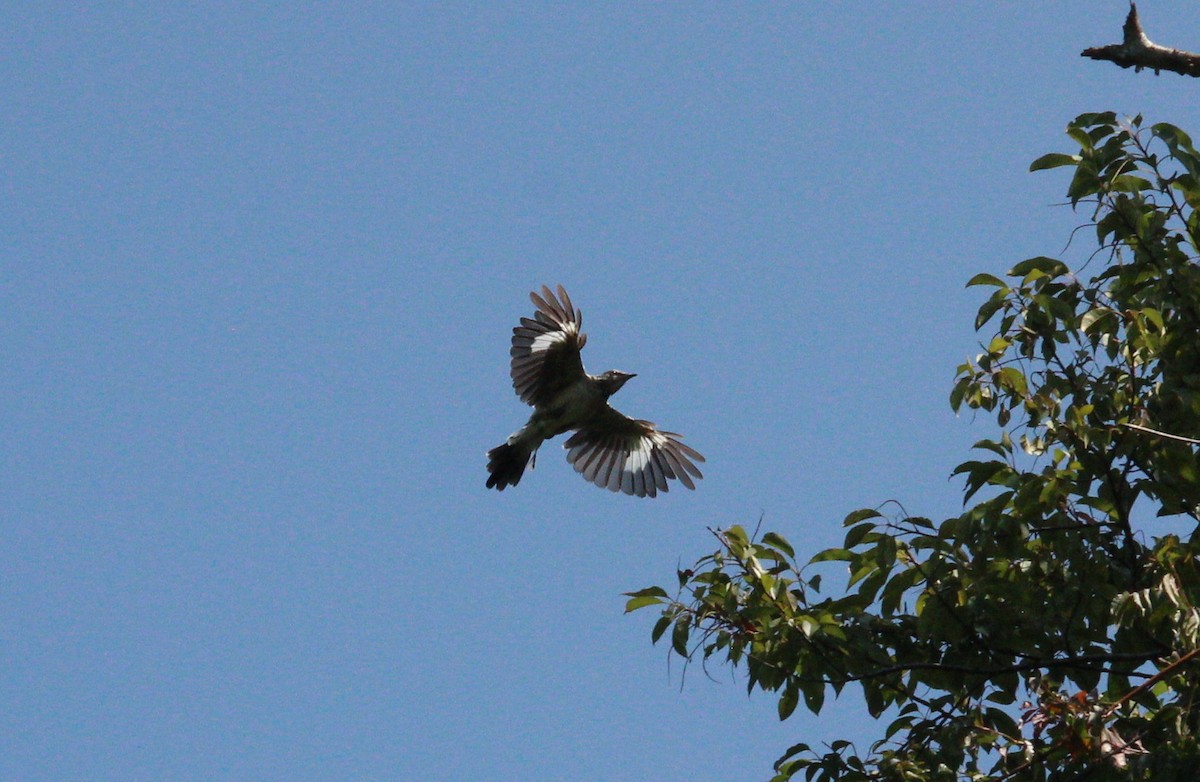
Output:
left=486, top=285, right=703, bottom=498
left=530, top=369, right=635, bottom=440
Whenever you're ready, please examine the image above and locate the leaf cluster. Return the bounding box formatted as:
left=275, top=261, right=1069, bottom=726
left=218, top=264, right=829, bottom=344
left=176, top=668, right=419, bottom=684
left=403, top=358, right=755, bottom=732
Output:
left=629, top=113, right=1200, bottom=781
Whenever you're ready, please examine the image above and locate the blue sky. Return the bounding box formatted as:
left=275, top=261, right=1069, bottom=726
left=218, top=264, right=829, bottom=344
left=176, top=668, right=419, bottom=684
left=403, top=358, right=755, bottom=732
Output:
left=5, top=3, right=1200, bottom=780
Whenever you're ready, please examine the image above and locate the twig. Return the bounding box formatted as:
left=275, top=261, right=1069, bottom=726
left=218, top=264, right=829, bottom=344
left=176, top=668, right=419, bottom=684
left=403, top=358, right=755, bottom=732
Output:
left=1082, top=3, right=1200, bottom=78
left=832, top=650, right=1161, bottom=683
left=1103, top=647, right=1200, bottom=717
left=1121, top=422, right=1200, bottom=445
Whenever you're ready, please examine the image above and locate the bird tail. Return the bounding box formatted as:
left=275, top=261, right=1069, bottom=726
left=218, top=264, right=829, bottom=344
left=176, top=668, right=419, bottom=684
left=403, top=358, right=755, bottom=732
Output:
left=486, top=430, right=538, bottom=490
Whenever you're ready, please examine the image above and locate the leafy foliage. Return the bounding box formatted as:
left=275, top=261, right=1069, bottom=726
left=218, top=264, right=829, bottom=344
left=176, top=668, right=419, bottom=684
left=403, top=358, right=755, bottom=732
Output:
left=628, top=113, right=1200, bottom=781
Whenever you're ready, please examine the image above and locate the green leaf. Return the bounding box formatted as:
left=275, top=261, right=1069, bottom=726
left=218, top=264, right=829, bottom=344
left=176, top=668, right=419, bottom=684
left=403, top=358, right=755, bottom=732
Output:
left=997, top=366, right=1028, bottom=396
left=972, top=438, right=1010, bottom=457
left=1010, top=256, right=1068, bottom=278
left=975, top=292, right=1006, bottom=330
left=650, top=615, right=671, bottom=644
left=802, top=679, right=826, bottom=714
left=778, top=681, right=799, bottom=720
left=966, top=272, right=1007, bottom=287
left=844, top=522, right=875, bottom=549
left=671, top=618, right=690, bottom=657
left=847, top=559, right=878, bottom=588
left=1080, top=307, right=1116, bottom=333
left=984, top=707, right=1020, bottom=740
left=625, top=586, right=668, bottom=600
left=1029, top=152, right=1080, bottom=172
left=1067, top=161, right=1101, bottom=205
left=774, top=742, right=811, bottom=765
left=863, top=682, right=885, bottom=718
left=1108, top=175, right=1153, bottom=193
left=1074, top=111, right=1117, bottom=127
left=986, top=335, right=1011, bottom=355
left=1140, top=307, right=1165, bottom=332
left=723, top=525, right=750, bottom=550
left=855, top=567, right=888, bottom=602
left=880, top=567, right=922, bottom=615
left=1154, top=122, right=1200, bottom=178
left=952, top=459, right=1012, bottom=501
left=842, top=508, right=882, bottom=526
left=987, top=684, right=1017, bottom=705
left=949, top=377, right=970, bottom=412
left=624, top=592, right=667, bottom=612
left=761, top=532, right=795, bottom=560
left=886, top=715, right=914, bottom=741
left=1066, top=124, right=1093, bottom=150
left=809, top=547, right=853, bottom=564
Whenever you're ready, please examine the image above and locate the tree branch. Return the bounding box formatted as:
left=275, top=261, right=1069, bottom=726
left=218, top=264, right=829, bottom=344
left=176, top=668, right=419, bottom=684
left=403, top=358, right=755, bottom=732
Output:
left=1122, top=422, right=1200, bottom=445
left=1082, top=3, right=1200, bottom=78
left=1103, top=647, right=1200, bottom=717
left=833, top=650, right=1162, bottom=684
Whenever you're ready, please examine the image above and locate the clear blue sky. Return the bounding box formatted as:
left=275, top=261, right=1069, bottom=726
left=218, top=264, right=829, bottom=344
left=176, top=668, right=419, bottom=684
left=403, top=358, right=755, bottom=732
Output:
left=5, top=3, right=1200, bottom=780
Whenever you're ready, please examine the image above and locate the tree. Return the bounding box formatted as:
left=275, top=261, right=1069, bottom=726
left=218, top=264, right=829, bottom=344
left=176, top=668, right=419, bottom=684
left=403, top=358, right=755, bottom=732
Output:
left=627, top=113, right=1200, bottom=781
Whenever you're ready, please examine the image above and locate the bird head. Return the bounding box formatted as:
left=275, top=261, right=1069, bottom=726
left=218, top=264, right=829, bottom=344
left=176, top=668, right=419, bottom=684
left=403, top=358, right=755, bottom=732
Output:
left=597, top=370, right=636, bottom=396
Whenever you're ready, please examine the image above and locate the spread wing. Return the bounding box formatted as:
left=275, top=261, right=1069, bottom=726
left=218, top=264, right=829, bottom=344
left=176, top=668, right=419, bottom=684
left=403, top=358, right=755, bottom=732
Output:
left=510, top=284, right=588, bottom=407
left=563, top=406, right=705, bottom=498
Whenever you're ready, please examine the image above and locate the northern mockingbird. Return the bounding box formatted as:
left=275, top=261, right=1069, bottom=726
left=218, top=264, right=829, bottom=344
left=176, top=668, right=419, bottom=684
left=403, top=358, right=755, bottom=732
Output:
left=486, top=285, right=704, bottom=498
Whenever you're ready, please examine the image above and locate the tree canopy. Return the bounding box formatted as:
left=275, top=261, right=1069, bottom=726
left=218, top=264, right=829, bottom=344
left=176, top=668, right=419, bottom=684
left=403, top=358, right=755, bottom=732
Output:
left=628, top=113, right=1200, bottom=781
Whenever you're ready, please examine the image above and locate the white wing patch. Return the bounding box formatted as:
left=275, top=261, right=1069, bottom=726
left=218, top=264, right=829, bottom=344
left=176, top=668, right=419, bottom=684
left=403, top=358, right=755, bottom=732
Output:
left=508, top=285, right=586, bottom=407
left=530, top=331, right=568, bottom=353
left=563, top=427, right=703, bottom=498
left=624, top=438, right=653, bottom=472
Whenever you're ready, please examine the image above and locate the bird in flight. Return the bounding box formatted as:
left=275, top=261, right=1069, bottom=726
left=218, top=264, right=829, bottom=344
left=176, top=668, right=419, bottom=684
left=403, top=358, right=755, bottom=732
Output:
left=486, top=285, right=704, bottom=498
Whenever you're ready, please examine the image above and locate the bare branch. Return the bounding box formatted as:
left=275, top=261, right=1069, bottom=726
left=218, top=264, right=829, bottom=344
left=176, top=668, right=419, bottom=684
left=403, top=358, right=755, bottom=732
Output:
left=1122, top=422, right=1200, bottom=445
left=1103, top=647, right=1200, bottom=717
left=832, top=650, right=1163, bottom=684
left=1082, top=3, right=1200, bottom=78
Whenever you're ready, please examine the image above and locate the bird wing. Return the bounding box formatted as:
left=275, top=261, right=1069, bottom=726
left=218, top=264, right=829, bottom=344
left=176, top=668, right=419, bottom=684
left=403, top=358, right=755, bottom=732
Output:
left=563, top=406, right=705, bottom=498
left=510, top=284, right=587, bottom=407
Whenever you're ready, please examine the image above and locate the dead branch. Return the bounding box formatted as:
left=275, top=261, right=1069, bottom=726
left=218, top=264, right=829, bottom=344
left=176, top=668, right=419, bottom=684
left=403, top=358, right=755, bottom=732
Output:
left=1121, top=422, right=1200, bottom=446
left=1082, top=3, right=1200, bottom=78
